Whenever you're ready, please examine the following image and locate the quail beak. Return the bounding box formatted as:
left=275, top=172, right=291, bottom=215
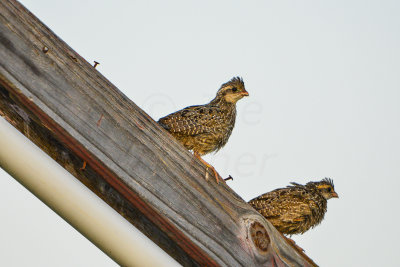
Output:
left=331, top=192, right=339, bottom=198
left=240, top=91, right=249, bottom=97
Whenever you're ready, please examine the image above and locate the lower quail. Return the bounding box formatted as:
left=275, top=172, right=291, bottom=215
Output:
left=249, top=178, right=338, bottom=235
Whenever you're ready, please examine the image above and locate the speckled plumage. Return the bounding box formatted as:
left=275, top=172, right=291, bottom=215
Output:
left=158, top=77, right=248, bottom=183
left=158, top=77, right=248, bottom=156
left=249, top=178, right=338, bottom=235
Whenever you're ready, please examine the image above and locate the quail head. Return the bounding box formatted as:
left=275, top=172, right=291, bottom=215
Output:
left=158, top=77, right=249, bottom=183
left=249, top=178, right=338, bottom=235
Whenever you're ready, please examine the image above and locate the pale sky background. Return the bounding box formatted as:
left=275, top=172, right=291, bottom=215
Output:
left=1, top=1, right=399, bottom=266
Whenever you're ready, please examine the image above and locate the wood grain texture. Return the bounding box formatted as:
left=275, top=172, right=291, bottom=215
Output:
left=0, top=1, right=317, bottom=266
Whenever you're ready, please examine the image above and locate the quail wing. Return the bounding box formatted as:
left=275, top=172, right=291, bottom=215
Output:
left=158, top=105, right=227, bottom=136
left=251, top=189, right=315, bottom=224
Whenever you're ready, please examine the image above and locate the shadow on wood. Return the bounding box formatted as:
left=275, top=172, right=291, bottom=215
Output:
left=0, top=0, right=317, bottom=266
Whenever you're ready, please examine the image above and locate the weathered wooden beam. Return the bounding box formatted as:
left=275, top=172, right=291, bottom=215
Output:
left=0, top=1, right=317, bottom=266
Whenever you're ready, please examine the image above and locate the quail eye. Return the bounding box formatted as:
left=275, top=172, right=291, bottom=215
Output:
left=327, top=187, right=332, bottom=192
left=231, top=87, right=238, bottom=92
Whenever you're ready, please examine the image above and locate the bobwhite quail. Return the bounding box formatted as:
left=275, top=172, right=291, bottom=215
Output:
left=249, top=178, right=338, bottom=235
left=158, top=77, right=249, bottom=183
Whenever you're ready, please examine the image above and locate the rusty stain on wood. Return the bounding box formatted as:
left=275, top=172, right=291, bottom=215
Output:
left=96, top=114, right=104, bottom=127
left=80, top=160, right=87, bottom=171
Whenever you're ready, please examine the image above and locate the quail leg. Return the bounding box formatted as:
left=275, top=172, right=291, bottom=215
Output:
left=194, top=152, right=223, bottom=184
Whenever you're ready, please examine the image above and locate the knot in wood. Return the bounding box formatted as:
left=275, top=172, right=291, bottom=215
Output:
left=250, top=222, right=270, bottom=254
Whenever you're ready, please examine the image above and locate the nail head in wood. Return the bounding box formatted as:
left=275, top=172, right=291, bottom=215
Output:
left=224, top=175, right=233, bottom=181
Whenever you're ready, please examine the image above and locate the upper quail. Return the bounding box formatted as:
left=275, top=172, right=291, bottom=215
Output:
left=249, top=178, right=338, bottom=235
left=158, top=77, right=249, bottom=183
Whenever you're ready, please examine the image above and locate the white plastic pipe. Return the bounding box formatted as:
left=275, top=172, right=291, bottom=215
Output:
left=0, top=116, right=180, bottom=267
